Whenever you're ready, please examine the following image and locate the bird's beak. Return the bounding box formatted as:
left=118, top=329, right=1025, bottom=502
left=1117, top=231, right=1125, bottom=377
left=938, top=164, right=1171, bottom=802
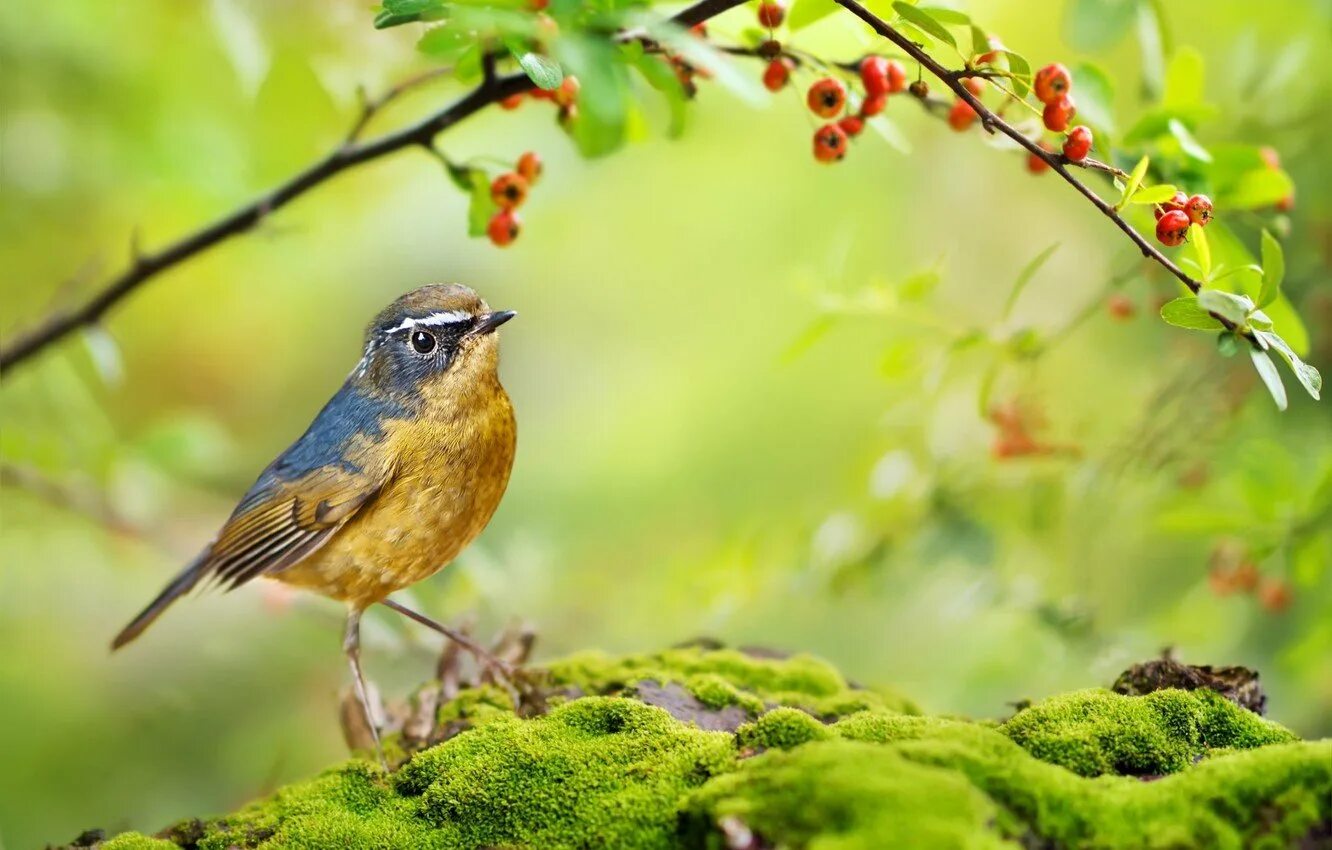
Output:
left=472, top=310, right=516, bottom=335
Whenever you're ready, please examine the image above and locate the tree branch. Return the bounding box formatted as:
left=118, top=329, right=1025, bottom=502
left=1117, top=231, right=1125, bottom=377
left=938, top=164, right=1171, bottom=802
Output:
left=0, top=0, right=748, bottom=376
left=828, top=0, right=1253, bottom=341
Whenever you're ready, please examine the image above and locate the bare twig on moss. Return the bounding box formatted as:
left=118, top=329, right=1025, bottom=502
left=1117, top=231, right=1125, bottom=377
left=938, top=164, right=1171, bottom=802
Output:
left=0, top=0, right=748, bottom=376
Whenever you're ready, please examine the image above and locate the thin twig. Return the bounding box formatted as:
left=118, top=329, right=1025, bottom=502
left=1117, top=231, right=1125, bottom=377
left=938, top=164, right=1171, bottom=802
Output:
left=0, top=0, right=748, bottom=376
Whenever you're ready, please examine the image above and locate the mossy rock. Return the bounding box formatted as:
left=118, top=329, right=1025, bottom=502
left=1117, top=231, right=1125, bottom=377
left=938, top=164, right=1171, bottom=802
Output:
left=84, top=647, right=1330, bottom=850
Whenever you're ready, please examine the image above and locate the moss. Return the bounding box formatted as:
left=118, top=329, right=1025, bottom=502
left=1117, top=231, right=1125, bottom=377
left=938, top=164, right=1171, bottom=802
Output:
left=99, top=836, right=179, bottom=850
left=999, top=688, right=1297, bottom=777
left=82, top=649, right=1329, bottom=850
left=737, top=707, right=832, bottom=752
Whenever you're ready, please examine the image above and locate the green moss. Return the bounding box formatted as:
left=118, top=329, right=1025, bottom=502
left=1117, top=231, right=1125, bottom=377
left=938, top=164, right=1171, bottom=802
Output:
left=100, top=835, right=179, bottom=850
left=86, top=649, right=1329, bottom=850
left=999, top=688, right=1297, bottom=777
left=546, top=647, right=919, bottom=718
left=737, top=707, right=833, bottom=751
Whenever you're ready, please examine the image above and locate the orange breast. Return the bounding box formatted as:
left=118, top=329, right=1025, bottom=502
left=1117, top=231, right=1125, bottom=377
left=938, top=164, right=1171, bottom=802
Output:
left=275, top=385, right=516, bottom=607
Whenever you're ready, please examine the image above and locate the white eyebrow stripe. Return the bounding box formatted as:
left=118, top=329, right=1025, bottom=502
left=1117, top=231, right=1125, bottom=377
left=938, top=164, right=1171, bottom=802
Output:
left=381, top=310, right=473, bottom=334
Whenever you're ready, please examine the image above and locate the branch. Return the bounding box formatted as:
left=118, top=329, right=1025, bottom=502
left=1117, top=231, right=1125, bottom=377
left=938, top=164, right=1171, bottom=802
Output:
left=0, top=0, right=748, bottom=377
left=828, top=0, right=1254, bottom=341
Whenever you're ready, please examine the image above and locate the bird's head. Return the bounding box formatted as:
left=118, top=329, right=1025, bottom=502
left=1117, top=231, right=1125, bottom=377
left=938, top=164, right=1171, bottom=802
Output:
left=354, top=284, right=515, bottom=400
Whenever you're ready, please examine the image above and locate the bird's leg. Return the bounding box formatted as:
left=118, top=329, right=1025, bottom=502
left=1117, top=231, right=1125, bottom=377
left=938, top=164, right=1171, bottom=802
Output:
left=343, top=606, right=387, bottom=770
left=380, top=598, right=522, bottom=706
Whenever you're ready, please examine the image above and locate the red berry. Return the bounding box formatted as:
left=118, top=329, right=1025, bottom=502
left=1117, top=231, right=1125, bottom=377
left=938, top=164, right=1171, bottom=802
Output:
left=487, top=210, right=521, bottom=247
left=531, top=0, right=549, bottom=8
left=885, top=60, right=908, bottom=93
left=807, top=77, right=847, bottom=119
left=500, top=94, right=524, bottom=111
left=762, top=58, right=793, bottom=92
left=1260, top=146, right=1281, bottom=170
left=690, top=22, right=707, bottom=37
left=1184, top=194, right=1213, bottom=226
left=1033, top=63, right=1072, bottom=104
left=1275, top=191, right=1295, bottom=212
left=1026, top=142, right=1053, bottom=174
left=1153, top=190, right=1188, bottom=221
left=757, top=1, right=785, bottom=28
left=977, top=35, right=1004, bottom=65
left=758, top=39, right=783, bottom=59
left=553, top=75, right=580, bottom=107
left=1233, top=562, right=1260, bottom=592
left=1062, top=125, right=1092, bottom=162
left=948, top=99, right=977, bottom=131
left=1258, top=578, right=1291, bottom=613
left=860, top=92, right=887, bottom=117
left=962, top=77, right=984, bottom=97
left=1106, top=293, right=1135, bottom=320
left=1042, top=95, right=1076, bottom=132
left=838, top=115, right=864, bottom=136
left=517, top=151, right=543, bottom=185
left=812, top=123, right=848, bottom=163
left=1156, top=209, right=1190, bottom=247
left=858, top=56, right=888, bottom=96
left=490, top=172, right=529, bottom=210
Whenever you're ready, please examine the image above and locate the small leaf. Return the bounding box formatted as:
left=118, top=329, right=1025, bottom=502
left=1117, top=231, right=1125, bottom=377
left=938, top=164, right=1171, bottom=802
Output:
left=1129, top=184, right=1178, bottom=204
left=893, top=2, right=956, bottom=47
left=1189, top=223, right=1211, bottom=280
left=1002, top=50, right=1031, bottom=98
left=467, top=170, right=498, bottom=238
left=1250, top=348, right=1288, bottom=411
left=1196, top=289, right=1251, bottom=325
left=787, top=0, right=838, bottom=31
left=1216, top=332, right=1240, bottom=357
left=1258, top=331, right=1321, bottom=401
left=1159, top=296, right=1223, bottom=330
left=1002, top=242, right=1059, bottom=320
left=969, top=26, right=989, bottom=59
left=510, top=47, right=564, bottom=90
left=1070, top=62, right=1115, bottom=133
left=1167, top=118, right=1212, bottom=162
left=374, top=0, right=447, bottom=29
left=442, top=159, right=474, bottom=192
left=1117, top=155, right=1149, bottom=209
left=1257, top=230, right=1284, bottom=309
left=918, top=6, right=970, bottom=25
left=1221, top=168, right=1294, bottom=209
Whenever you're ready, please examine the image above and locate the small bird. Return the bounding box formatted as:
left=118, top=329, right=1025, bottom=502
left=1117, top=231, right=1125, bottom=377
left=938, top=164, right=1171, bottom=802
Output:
left=112, top=284, right=518, bottom=764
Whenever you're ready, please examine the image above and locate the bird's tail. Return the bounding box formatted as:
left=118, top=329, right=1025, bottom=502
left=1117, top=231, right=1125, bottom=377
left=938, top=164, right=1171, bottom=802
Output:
left=111, top=554, right=208, bottom=650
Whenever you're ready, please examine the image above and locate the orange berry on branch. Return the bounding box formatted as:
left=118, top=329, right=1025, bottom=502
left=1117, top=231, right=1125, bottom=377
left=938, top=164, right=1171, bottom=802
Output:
left=886, top=59, right=908, bottom=93
left=838, top=115, right=864, bottom=137
left=1233, top=562, right=1260, bottom=593
left=1026, top=142, right=1054, bottom=174
left=977, top=35, right=1004, bottom=65
left=553, top=75, right=580, bottom=107
left=487, top=209, right=521, bottom=247
left=807, top=77, right=847, bottom=119
left=948, top=99, right=977, bottom=131
left=812, top=123, right=848, bottom=163
left=1042, top=95, right=1076, bottom=132
left=1184, top=194, right=1213, bottom=226
left=1275, top=191, right=1295, bottom=212
left=908, top=79, right=928, bottom=98
left=516, top=151, right=543, bottom=185
left=1106, top=293, right=1135, bottom=320
left=860, top=56, right=891, bottom=97
left=860, top=92, right=887, bottom=117
left=1033, top=63, right=1072, bottom=104
left=490, top=172, right=529, bottom=210
left=1156, top=209, right=1190, bottom=247
left=762, top=58, right=794, bottom=92
left=1154, top=190, right=1188, bottom=221
left=757, top=1, right=786, bottom=28
left=1062, top=125, right=1092, bottom=162
left=690, top=22, right=707, bottom=37
left=500, top=94, right=524, bottom=111
left=962, top=76, right=985, bottom=97
left=1257, top=578, right=1291, bottom=613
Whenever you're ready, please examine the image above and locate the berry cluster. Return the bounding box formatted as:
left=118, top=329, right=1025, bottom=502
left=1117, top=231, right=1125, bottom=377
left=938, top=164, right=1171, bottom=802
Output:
left=1020, top=64, right=1094, bottom=168
left=486, top=151, right=543, bottom=248
left=763, top=53, right=909, bottom=164
left=1153, top=190, right=1212, bottom=247
left=1208, top=541, right=1292, bottom=613
left=500, top=74, right=581, bottom=125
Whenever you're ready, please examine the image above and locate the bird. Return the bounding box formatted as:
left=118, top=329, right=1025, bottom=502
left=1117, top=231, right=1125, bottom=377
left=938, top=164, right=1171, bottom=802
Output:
left=111, top=283, right=518, bottom=765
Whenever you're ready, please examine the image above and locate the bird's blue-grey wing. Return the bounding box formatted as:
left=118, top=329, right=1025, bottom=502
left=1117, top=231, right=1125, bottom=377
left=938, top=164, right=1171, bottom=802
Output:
left=199, top=383, right=406, bottom=590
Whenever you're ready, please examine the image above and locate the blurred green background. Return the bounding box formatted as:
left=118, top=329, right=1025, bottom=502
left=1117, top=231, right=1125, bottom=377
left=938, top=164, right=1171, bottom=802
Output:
left=2, top=0, right=1330, bottom=846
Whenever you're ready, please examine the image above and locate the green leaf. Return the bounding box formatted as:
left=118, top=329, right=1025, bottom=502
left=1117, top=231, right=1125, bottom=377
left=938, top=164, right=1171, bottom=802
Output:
left=1167, top=118, right=1212, bottom=162
left=1163, top=46, right=1205, bottom=108
left=893, top=2, right=956, bottom=47
left=644, top=18, right=766, bottom=106
left=1070, top=62, right=1115, bottom=133
left=466, top=170, right=497, bottom=238
left=1002, top=242, right=1059, bottom=320
left=1002, top=50, right=1031, bottom=98
left=442, top=159, right=474, bottom=192
left=1117, top=156, right=1149, bottom=210
left=1250, top=348, right=1288, bottom=411
left=1196, top=289, right=1251, bottom=325
left=509, top=46, right=564, bottom=90
left=1135, top=0, right=1167, bottom=96
left=1219, top=168, right=1293, bottom=210
left=969, top=26, right=990, bottom=59
left=374, top=0, right=447, bottom=29
left=1159, top=296, right=1223, bottom=330
left=1189, top=223, right=1211, bottom=280
left=788, top=0, right=838, bottom=31
left=630, top=52, right=688, bottom=138
left=1216, top=332, right=1240, bottom=357
left=417, top=23, right=473, bottom=60
left=1258, top=331, right=1321, bottom=401
left=918, top=6, right=970, bottom=25
left=1257, top=230, right=1284, bottom=309
left=1128, top=184, right=1178, bottom=204
left=1064, top=0, right=1137, bottom=51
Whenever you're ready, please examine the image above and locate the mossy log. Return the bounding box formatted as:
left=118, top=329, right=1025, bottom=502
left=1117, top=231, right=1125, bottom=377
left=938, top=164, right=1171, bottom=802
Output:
left=71, top=645, right=1330, bottom=850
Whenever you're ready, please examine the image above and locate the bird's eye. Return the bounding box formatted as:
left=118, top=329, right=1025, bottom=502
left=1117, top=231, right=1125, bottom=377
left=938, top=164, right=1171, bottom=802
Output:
left=410, top=330, right=437, bottom=354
